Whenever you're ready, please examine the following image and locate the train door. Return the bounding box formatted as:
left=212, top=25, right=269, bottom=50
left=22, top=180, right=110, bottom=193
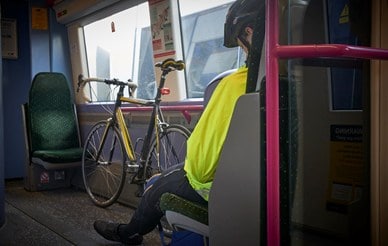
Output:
left=284, top=0, right=372, bottom=244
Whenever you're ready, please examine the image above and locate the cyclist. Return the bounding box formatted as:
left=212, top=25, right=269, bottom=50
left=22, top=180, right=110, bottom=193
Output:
left=93, top=0, right=264, bottom=244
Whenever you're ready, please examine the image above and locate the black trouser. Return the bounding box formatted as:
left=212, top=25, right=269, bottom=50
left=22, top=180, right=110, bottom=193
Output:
left=120, top=164, right=207, bottom=236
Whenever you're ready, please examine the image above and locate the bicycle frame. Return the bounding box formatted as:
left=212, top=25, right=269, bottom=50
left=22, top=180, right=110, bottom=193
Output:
left=80, top=58, right=190, bottom=206
left=94, top=66, right=173, bottom=176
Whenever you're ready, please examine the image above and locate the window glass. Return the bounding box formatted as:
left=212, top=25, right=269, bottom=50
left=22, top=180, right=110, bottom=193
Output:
left=326, top=0, right=362, bottom=110
left=83, top=2, right=154, bottom=101
left=83, top=0, right=244, bottom=101
left=283, top=0, right=370, bottom=245
left=179, top=0, right=245, bottom=98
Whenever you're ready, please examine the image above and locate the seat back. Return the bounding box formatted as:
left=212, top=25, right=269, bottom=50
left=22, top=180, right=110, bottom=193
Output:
left=203, top=69, right=236, bottom=107
left=209, top=93, right=262, bottom=245
left=23, top=72, right=82, bottom=191
left=28, top=72, right=80, bottom=152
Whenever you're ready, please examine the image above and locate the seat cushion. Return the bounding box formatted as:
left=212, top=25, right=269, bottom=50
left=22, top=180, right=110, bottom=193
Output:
left=160, top=193, right=208, bottom=225
left=32, top=147, right=83, bottom=163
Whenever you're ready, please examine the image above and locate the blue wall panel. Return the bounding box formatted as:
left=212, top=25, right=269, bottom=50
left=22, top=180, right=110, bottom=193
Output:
left=2, top=0, right=72, bottom=178
left=49, top=10, right=72, bottom=82
left=2, top=0, right=31, bottom=179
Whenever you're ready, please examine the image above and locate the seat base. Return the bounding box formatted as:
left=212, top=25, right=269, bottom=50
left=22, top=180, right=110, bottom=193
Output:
left=24, top=162, right=78, bottom=191
left=166, top=211, right=209, bottom=237
left=31, top=157, right=81, bottom=170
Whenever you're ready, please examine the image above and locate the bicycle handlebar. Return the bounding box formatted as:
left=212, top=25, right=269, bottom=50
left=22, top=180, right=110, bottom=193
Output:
left=77, top=58, right=185, bottom=93
left=77, top=74, right=138, bottom=93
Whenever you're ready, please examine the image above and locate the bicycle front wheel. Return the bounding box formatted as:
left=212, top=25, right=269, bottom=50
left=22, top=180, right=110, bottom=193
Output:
left=82, top=120, right=127, bottom=208
left=146, top=124, right=191, bottom=176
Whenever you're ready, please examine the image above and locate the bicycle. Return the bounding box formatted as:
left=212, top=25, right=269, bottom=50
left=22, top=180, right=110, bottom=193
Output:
left=77, top=58, right=191, bottom=208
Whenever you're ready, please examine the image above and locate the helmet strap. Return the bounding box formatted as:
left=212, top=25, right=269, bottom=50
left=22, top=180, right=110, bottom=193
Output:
left=238, top=34, right=252, bottom=66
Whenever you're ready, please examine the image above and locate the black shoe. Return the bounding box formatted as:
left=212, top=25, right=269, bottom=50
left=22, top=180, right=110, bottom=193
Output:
left=93, top=220, right=143, bottom=245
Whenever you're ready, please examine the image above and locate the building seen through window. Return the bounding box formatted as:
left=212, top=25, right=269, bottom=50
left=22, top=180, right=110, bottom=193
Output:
left=83, top=0, right=241, bottom=101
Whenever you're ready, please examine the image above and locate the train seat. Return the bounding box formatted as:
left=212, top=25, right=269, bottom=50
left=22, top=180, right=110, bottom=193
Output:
left=159, top=70, right=236, bottom=243
left=22, top=72, right=83, bottom=191
left=160, top=15, right=270, bottom=240
left=160, top=74, right=291, bottom=244
left=203, top=69, right=236, bottom=107
left=160, top=91, right=262, bottom=245
left=159, top=70, right=236, bottom=241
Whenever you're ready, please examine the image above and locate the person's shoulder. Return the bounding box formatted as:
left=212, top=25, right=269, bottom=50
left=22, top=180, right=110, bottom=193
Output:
left=225, top=66, right=248, bottom=80
left=231, top=65, right=248, bottom=76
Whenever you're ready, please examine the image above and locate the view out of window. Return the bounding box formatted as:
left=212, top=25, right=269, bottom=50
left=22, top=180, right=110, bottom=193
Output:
left=327, top=0, right=362, bottom=110
left=83, top=0, right=241, bottom=101
left=179, top=0, right=244, bottom=98
left=83, top=2, right=153, bottom=101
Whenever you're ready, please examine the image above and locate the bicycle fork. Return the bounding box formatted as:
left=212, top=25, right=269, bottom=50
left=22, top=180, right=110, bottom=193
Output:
left=94, top=118, right=115, bottom=165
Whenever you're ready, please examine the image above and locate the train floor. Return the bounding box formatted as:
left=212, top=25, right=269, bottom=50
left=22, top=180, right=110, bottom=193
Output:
left=0, top=179, right=163, bottom=246
left=0, top=179, right=360, bottom=246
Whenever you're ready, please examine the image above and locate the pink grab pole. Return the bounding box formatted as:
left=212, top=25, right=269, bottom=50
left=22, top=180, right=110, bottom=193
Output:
left=265, top=0, right=280, bottom=245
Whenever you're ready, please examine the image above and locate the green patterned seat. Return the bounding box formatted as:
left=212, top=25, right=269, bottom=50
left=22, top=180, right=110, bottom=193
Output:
left=23, top=72, right=82, bottom=171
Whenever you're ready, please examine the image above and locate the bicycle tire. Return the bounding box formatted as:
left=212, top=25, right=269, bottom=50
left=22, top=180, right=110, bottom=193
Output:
left=145, top=124, right=191, bottom=177
left=82, top=120, right=127, bottom=208
left=145, top=124, right=190, bottom=237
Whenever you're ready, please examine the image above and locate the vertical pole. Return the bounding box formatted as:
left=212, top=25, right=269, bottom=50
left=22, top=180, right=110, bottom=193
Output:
left=0, top=2, right=5, bottom=228
left=265, top=0, right=280, bottom=245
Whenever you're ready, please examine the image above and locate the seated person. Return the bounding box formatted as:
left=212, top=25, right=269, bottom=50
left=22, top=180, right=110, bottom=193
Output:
left=93, top=0, right=264, bottom=244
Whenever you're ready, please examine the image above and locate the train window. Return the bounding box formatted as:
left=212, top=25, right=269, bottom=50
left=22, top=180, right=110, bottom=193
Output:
left=326, top=0, right=362, bottom=111
left=179, top=0, right=245, bottom=98
left=285, top=0, right=371, bottom=245
left=81, top=0, right=242, bottom=101
left=83, top=2, right=153, bottom=101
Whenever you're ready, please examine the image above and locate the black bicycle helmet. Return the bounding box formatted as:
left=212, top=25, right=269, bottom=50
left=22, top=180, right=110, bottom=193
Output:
left=224, top=0, right=265, bottom=48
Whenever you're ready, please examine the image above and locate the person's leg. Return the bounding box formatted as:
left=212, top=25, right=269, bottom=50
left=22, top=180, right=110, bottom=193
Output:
left=120, top=166, right=207, bottom=236
left=94, top=164, right=207, bottom=244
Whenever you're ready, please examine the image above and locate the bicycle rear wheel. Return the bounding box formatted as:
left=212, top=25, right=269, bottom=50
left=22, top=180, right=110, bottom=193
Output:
left=82, top=120, right=126, bottom=208
left=144, top=124, right=190, bottom=237
left=146, top=124, right=191, bottom=177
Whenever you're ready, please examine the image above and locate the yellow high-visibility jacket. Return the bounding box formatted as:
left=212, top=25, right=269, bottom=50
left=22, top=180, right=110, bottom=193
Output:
left=184, top=66, right=248, bottom=201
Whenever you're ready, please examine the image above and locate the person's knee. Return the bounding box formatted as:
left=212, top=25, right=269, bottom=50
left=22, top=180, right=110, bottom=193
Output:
left=144, top=173, right=161, bottom=194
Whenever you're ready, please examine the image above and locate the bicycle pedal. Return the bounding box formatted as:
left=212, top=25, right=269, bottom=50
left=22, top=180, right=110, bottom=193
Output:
left=131, top=176, right=144, bottom=184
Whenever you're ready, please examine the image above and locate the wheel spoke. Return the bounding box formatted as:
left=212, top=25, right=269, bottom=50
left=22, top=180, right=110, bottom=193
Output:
left=81, top=121, right=127, bottom=207
left=146, top=125, right=191, bottom=176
